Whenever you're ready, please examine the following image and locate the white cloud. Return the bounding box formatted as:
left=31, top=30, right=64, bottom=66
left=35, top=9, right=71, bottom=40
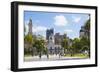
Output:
left=72, top=16, right=81, bottom=23
left=32, top=25, right=47, bottom=33
left=24, top=23, right=29, bottom=35
left=24, top=20, right=30, bottom=35
left=24, top=20, right=47, bottom=35
left=25, top=24, right=47, bottom=35
left=64, top=29, right=73, bottom=33
left=54, top=15, right=68, bottom=26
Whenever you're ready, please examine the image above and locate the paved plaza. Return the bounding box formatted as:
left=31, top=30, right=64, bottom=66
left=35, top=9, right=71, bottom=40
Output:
left=24, top=55, right=88, bottom=62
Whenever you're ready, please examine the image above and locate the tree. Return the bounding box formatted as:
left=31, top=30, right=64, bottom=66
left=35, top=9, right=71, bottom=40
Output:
left=80, top=37, right=90, bottom=57
left=79, top=17, right=90, bottom=57
left=33, top=36, right=46, bottom=59
left=61, top=38, right=68, bottom=54
left=24, top=34, right=34, bottom=47
left=24, top=34, right=34, bottom=55
left=80, top=37, right=90, bottom=47
left=71, top=38, right=82, bottom=55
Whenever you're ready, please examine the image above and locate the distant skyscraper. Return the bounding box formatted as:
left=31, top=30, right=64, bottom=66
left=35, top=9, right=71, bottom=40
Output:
left=46, top=28, right=54, bottom=40
left=28, top=19, right=32, bottom=35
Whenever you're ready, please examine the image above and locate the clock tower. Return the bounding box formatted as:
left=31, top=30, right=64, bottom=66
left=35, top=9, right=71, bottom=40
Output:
left=28, top=18, right=32, bottom=35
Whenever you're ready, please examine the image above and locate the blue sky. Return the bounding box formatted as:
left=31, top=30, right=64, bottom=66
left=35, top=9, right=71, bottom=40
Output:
left=24, top=11, right=89, bottom=39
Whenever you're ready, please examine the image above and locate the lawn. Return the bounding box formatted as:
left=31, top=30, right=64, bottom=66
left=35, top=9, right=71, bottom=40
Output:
left=64, top=53, right=89, bottom=58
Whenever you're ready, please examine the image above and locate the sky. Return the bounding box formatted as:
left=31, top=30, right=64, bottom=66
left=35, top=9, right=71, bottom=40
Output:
left=24, top=11, right=89, bottom=39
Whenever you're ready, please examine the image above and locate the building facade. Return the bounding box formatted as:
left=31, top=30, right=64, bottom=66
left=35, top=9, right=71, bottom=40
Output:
left=80, top=26, right=89, bottom=38
left=25, top=19, right=71, bottom=56
left=54, top=33, right=67, bottom=45
left=46, top=29, right=65, bottom=55
left=28, top=19, right=32, bottom=35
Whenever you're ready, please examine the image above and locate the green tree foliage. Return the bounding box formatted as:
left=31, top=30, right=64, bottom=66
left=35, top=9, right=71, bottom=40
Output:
left=33, top=36, right=46, bottom=58
left=80, top=37, right=90, bottom=53
left=24, top=34, right=34, bottom=56
left=71, top=38, right=81, bottom=54
left=69, top=18, right=90, bottom=56
left=80, top=37, right=90, bottom=48
left=69, top=37, right=90, bottom=56
left=61, top=38, right=68, bottom=53
left=24, top=34, right=34, bottom=45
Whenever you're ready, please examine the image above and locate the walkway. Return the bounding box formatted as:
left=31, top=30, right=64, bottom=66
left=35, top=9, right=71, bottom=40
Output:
left=24, top=55, right=88, bottom=62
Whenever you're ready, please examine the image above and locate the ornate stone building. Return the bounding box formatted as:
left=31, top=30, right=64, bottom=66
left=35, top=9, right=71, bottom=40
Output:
left=46, top=28, right=64, bottom=55
left=79, top=26, right=89, bottom=39
left=28, top=19, right=32, bottom=35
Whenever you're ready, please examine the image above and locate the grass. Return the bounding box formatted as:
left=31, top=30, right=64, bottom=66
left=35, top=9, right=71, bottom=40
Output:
left=64, top=53, right=89, bottom=58
left=24, top=54, right=32, bottom=57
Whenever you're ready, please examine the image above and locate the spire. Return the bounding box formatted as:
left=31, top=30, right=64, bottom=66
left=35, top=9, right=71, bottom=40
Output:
left=88, top=14, right=90, bottom=20
left=28, top=18, right=32, bottom=35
